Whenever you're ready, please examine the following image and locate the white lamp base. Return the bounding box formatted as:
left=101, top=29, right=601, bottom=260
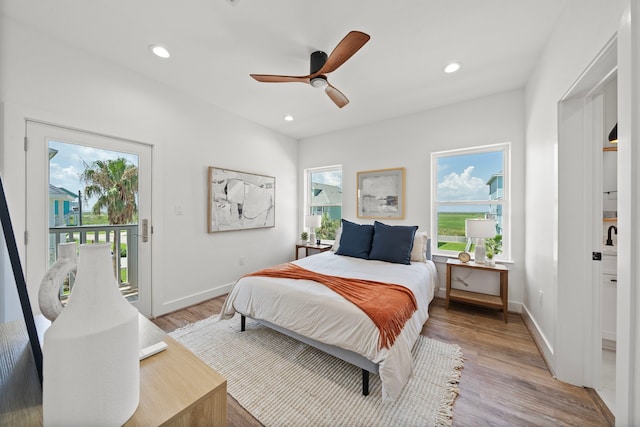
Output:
left=309, top=231, right=316, bottom=244
left=474, top=237, right=487, bottom=264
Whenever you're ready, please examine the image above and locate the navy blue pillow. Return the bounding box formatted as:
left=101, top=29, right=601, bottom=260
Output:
left=368, top=221, right=418, bottom=265
left=335, top=219, right=374, bottom=259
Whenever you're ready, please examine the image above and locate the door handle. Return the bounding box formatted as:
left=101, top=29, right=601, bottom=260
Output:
left=142, top=219, right=149, bottom=242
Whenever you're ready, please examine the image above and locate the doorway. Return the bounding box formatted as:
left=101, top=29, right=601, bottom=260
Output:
left=24, top=121, right=152, bottom=316
left=556, top=37, right=617, bottom=414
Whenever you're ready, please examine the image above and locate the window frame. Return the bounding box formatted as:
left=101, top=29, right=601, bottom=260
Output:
left=305, top=165, right=342, bottom=242
left=430, top=143, right=511, bottom=260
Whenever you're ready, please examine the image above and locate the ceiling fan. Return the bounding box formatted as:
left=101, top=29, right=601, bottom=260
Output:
left=250, top=31, right=370, bottom=108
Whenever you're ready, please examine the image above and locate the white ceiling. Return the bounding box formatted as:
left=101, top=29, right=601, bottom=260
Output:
left=1, top=0, right=567, bottom=140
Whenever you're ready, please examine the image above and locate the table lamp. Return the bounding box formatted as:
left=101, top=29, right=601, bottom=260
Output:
left=465, top=218, right=496, bottom=264
left=305, top=215, right=322, bottom=244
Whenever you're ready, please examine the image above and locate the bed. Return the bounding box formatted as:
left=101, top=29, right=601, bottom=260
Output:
left=220, top=220, right=438, bottom=401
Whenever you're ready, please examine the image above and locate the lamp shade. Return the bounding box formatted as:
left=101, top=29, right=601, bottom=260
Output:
left=305, top=215, right=322, bottom=229
left=465, top=219, right=495, bottom=238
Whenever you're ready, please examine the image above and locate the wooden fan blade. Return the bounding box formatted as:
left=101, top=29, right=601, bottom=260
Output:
left=325, top=83, right=349, bottom=108
left=250, top=74, right=310, bottom=84
left=319, top=31, right=370, bottom=75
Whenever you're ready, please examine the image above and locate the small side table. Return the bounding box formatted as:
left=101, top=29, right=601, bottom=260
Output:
left=446, top=258, right=509, bottom=323
left=295, top=243, right=332, bottom=260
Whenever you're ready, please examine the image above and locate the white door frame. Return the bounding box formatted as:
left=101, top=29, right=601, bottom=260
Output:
left=556, top=36, right=617, bottom=389
left=24, top=119, right=153, bottom=316
left=615, top=1, right=639, bottom=423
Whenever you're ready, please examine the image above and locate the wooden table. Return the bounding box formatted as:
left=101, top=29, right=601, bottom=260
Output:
left=446, top=258, right=509, bottom=323
left=0, top=315, right=227, bottom=426
left=295, top=243, right=332, bottom=260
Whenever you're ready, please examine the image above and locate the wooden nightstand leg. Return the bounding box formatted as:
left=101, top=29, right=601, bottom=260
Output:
left=445, top=264, right=452, bottom=309
left=501, top=270, right=508, bottom=323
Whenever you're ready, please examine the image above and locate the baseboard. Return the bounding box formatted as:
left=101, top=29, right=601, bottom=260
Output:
left=434, top=287, right=447, bottom=299
left=508, top=300, right=523, bottom=313
left=154, top=282, right=234, bottom=317
left=521, top=304, right=556, bottom=377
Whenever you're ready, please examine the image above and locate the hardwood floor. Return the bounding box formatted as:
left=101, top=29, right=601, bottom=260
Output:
left=153, top=296, right=614, bottom=427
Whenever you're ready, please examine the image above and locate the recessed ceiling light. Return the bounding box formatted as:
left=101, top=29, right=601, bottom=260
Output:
left=284, top=115, right=294, bottom=122
left=149, top=45, right=170, bottom=59
left=444, top=62, right=461, bottom=73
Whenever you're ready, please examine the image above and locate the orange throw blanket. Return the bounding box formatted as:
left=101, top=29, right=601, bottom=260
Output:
left=244, top=263, right=418, bottom=349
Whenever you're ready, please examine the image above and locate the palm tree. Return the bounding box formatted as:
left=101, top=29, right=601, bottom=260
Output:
left=80, top=158, right=138, bottom=225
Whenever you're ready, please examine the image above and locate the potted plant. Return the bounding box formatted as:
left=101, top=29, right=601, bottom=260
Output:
left=299, top=231, right=308, bottom=244
left=485, top=235, right=502, bottom=266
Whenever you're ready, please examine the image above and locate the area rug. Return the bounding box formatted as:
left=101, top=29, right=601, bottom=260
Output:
left=170, top=315, right=463, bottom=427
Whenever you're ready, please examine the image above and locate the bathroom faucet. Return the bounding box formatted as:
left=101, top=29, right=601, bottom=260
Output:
left=606, top=225, right=617, bottom=246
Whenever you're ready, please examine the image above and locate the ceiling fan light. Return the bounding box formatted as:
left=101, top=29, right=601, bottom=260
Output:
left=310, top=76, right=328, bottom=89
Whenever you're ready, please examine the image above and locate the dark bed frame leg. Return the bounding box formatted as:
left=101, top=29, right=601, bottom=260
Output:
left=362, top=369, right=369, bottom=396
left=241, top=315, right=246, bottom=332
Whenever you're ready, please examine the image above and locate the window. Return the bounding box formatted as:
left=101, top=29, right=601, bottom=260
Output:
left=431, top=143, right=510, bottom=259
left=306, top=166, right=342, bottom=241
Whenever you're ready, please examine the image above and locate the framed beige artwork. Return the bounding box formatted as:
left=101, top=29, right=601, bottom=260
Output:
left=356, top=167, right=405, bottom=219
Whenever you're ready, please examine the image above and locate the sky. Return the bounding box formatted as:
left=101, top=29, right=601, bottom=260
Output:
left=48, top=140, right=138, bottom=209
left=311, top=169, right=342, bottom=188
left=436, top=150, right=503, bottom=201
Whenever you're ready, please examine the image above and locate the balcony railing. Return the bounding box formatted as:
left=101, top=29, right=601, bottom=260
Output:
left=48, top=224, right=139, bottom=302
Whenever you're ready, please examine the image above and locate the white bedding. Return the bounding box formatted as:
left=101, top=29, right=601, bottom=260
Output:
left=220, top=251, right=438, bottom=401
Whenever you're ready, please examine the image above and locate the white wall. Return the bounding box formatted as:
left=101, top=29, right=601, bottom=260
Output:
left=298, top=89, right=526, bottom=307
left=524, top=0, right=626, bottom=374
left=0, top=17, right=298, bottom=319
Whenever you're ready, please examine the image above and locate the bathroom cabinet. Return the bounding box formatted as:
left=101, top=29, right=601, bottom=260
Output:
left=602, top=254, right=617, bottom=346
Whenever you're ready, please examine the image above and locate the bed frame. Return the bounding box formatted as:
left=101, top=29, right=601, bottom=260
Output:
left=240, top=314, right=378, bottom=395
left=238, top=239, right=432, bottom=396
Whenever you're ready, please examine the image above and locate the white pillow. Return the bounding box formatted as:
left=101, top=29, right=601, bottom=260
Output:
left=410, top=232, right=429, bottom=262
left=331, top=227, right=342, bottom=252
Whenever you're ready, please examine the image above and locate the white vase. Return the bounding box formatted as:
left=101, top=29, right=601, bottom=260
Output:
left=38, top=242, right=77, bottom=321
left=43, top=243, right=140, bottom=426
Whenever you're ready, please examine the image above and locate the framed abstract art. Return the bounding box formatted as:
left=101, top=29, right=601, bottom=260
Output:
left=357, top=167, right=405, bottom=219
left=208, top=167, right=275, bottom=232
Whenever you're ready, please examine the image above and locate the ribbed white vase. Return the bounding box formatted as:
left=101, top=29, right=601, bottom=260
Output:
left=43, top=243, right=139, bottom=426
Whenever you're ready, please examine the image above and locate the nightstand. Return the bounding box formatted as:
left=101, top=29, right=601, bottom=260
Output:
left=295, top=243, right=332, bottom=260
left=446, top=258, right=509, bottom=323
